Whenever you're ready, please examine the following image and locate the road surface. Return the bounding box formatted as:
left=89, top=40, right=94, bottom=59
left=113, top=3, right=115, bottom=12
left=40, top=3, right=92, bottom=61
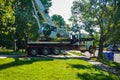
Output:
left=83, top=50, right=120, bottom=63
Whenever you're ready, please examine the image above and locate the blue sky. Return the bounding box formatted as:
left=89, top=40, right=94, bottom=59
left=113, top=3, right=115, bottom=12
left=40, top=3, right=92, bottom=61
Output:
left=50, top=0, right=74, bottom=24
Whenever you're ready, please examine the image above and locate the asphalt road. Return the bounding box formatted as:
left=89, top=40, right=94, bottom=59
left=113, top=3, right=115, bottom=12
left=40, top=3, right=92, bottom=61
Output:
left=83, top=50, right=120, bottom=63
left=114, top=52, right=120, bottom=63
left=0, top=50, right=120, bottom=63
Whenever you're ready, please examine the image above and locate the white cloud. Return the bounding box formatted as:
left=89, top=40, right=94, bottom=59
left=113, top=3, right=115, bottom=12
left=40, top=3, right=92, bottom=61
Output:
left=49, top=0, right=74, bottom=24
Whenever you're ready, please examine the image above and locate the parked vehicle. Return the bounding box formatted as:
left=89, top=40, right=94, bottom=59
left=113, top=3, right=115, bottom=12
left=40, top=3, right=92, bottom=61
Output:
left=14, top=0, right=93, bottom=56
left=107, top=45, right=118, bottom=51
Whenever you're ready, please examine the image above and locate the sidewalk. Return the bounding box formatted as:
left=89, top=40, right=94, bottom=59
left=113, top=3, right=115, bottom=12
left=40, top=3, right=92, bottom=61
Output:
left=88, top=60, right=120, bottom=76
left=114, top=52, right=120, bottom=63
left=67, top=50, right=120, bottom=77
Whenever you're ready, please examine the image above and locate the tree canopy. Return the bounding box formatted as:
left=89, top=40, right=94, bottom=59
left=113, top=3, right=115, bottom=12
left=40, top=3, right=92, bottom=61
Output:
left=0, top=0, right=52, bottom=48
left=0, top=0, right=15, bottom=34
left=0, top=0, right=15, bottom=48
left=13, top=0, right=52, bottom=40
left=52, top=14, right=66, bottom=27
left=70, top=0, right=120, bottom=58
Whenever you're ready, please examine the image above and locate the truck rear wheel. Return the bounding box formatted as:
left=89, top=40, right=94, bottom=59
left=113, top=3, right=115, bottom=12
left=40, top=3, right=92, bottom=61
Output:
left=42, top=47, right=50, bottom=55
left=29, top=48, right=38, bottom=57
left=53, top=48, right=60, bottom=55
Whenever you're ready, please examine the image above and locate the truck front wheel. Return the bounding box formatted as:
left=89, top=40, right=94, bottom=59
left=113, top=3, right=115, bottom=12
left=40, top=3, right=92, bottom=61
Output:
left=42, top=48, right=50, bottom=55
left=29, top=48, right=38, bottom=57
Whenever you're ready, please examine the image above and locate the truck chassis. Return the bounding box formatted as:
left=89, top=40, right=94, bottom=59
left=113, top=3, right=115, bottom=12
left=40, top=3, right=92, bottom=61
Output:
left=26, top=41, right=80, bottom=56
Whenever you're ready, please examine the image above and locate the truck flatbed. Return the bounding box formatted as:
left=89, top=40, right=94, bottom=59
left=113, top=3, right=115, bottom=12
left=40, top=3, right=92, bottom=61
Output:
left=27, top=41, right=70, bottom=44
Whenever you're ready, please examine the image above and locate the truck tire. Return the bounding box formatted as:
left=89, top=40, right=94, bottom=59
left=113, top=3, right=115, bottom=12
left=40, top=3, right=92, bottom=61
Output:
left=42, top=47, right=50, bottom=55
left=53, top=48, right=61, bottom=55
left=29, top=48, right=38, bottom=57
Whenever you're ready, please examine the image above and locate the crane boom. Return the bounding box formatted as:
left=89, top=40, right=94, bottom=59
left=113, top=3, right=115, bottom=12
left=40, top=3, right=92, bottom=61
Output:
left=31, top=0, right=57, bottom=38
left=32, top=0, right=54, bottom=26
left=31, top=0, right=68, bottom=39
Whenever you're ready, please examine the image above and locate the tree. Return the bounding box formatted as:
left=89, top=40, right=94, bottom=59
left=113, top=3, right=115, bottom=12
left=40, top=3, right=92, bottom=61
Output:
left=0, top=0, right=15, bottom=47
left=105, top=0, right=120, bottom=44
left=0, top=0, right=15, bottom=33
left=13, top=0, right=52, bottom=41
left=70, top=0, right=120, bottom=59
left=0, top=0, right=52, bottom=48
left=51, top=14, right=66, bottom=27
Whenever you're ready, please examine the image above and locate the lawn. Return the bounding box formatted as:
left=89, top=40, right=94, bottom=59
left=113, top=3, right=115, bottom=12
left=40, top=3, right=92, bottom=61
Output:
left=99, top=59, right=120, bottom=70
left=0, top=58, right=119, bottom=80
left=70, top=51, right=85, bottom=56
left=0, top=49, right=25, bottom=55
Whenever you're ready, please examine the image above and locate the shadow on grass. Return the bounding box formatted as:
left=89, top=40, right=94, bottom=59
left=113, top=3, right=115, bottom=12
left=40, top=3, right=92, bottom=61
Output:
left=101, top=60, right=120, bottom=70
left=69, top=64, right=91, bottom=69
left=0, top=51, right=24, bottom=55
left=77, top=72, right=117, bottom=80
left=69, top=63, right=120, bottom=80
left=0, top=58, right=53, bottom=70
left=0, top=51, right=14, bottom=55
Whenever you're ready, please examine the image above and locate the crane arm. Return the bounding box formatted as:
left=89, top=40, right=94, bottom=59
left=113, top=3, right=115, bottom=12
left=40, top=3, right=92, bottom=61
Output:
left=31, top=0, right=57, bottom=38
left=31, top=0, right=67, bottom=39
left=32, top=0, right=54, bottom=25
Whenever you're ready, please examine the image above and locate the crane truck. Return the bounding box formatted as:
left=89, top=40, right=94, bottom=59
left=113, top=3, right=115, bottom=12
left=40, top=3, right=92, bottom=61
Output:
left=15, top=0, right=93, bottom=56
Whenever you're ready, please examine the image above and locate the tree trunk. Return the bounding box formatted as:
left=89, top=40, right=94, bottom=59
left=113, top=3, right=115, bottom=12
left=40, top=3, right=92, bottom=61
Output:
left=98, top=36, right=104, bottom=59
left=98, top=23, right=104, bottom=59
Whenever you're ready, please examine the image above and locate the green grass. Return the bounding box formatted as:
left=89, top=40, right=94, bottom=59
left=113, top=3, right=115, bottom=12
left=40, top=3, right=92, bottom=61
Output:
left=118, top=48, right=120, bottom=51
left=90, top=57, right=120, bottom=71
left=0, top=58, right=119, bottom=80
left=70, top=51, right=85, bottom=56
left=103, top=48, right=107, bottom=51
left=0, top=49, right=25, bottom=55
left=60, top=51, right=71, bottom=56
left=99, top=59, right=120, bottom=70
left=104, top=48, right=120, bottom=51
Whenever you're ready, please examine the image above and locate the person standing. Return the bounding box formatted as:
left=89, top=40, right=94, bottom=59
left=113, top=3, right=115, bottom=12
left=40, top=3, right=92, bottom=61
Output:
left=89, top=45, right=96, bottom=58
